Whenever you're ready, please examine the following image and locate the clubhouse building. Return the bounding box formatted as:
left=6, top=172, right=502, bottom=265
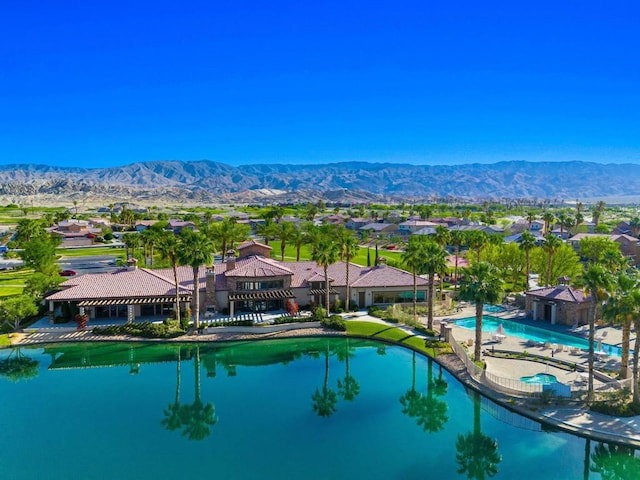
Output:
left=45, top=240, right=428, bottom=322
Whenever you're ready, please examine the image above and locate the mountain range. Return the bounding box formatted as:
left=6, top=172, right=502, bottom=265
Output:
left=0, top=160, right=638, bottom=205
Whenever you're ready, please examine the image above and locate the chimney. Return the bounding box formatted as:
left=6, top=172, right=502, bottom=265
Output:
left=126, top=257, right=138, bottom=271
left=205, top=268, right=217, bottom=309
left=557, top=276, right=571, bottom=286
left=226, top=250, right=236, bottom=271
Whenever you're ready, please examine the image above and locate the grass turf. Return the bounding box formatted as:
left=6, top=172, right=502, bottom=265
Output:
left=345, top=321, right=451, bottom=357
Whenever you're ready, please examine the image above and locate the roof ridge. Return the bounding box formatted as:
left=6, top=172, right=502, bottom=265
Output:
left=140, top=268, right=193, bottom=293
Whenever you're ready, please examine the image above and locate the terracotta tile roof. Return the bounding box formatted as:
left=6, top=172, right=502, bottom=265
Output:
left=237, top=239, right=272, bottom=251
left=525, top=285, right=588, bottom=303
left=351, top=264, right=428, bottom=288
left=46, top=268, right=193, bottom=301
left=224, top=256, right=293, bottom=278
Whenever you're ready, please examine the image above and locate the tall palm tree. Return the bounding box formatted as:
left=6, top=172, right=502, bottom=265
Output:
left=602, top=271, right=639, bottom=380
left=210, top=218, right=249, bottom=260
left=122, top=232, right=141, bottom=259
left=465, top=230, right=489, bottom=263
left=288, top=227, right=307, bottom=261
left=542, top=211, right=555, bottom=234
left=434, top=226, right=451, bottom=300
left=312, top=235, right=341, bottom=314
left=178, top=230, right=215, bottom=330
left=422, top=240, right=448, bottom=330
left=402, top=235, right=428, bottom=320
left=458, top=262, right=504, bottom=362
left=274, top=221, right=297, bottom=261
left=583, top=264, right=613, bottom=400
left=337, top=227, right=360, bottom=312
left=519, top=231, right=537, bottom=290
left=541, top=234, right=562, bottom=286
left=592, top=200, right=606, bottom=227
left=450, top=230, right=466, bottom=290
left=157, top=230, right=182, bottom=325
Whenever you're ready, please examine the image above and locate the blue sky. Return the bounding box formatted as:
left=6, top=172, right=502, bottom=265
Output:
left=1, top=0, right=638, bottom=168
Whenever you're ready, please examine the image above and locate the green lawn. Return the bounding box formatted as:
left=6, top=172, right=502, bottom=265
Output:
left=0, top=334, right=10, bottom=347
left=267, top=240, right=404, bottom=267
left=0, top=269, right=32, bottom=297
left=56, top=246, right=126, bottom=258
left=345, top=321, right=451, bottom=357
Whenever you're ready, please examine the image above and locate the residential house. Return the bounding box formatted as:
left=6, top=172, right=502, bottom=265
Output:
left=345, top=217, right=369, bottom=231
left=359, top=222, right=398, bottom=240
left=567, top=233, right=640, bottom=264
left=48, top=220, right=103, bottom=247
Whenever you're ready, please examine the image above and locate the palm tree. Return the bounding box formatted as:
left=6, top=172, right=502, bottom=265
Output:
left=178, top=230, right=215, bottom=330
left=630, top=217, right=640, bottom=238
left=434, top=225, right=451, bottom=300
left=122, top=232, right=141, bottom=259
left=402, top=235, right=428, bottom=320
left=288, top=227, right=307, bottom=262
left=157, top=230, right=182, bottom=325
left=458, top=262, right=504, bottom=362
left=312, top=235, right=341, bottom=314
left=541, top=234, right=562, bottom=286
left=583, top=264, right=613, bottom=400
left=210, top=218, right=249, bottom=260
left=274, top=221, right=296, bottom=261
left=456, top=390, right=502, bottom=479
left=312, top=341, right=338, bottom=417
left=465, top=230, right=489, bottom=262
left=602, top=272, right=639, bottom=380
left=519, top=231, right=537, bottom=290
left=542, top=211, right=555, bottom=234
left=450, top=230, right=466, bottom=290
left=592, top=201, right=606, bottom=227
left=337, top=228, right=360, bottom=312
left=422, top=240, right=448, bottom=330
left=418, top=359, right=449, bottom=433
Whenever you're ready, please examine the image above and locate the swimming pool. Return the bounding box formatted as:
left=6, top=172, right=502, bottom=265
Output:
left=454, top=315, right=622, bottom=357
left=483, top=304, right=506, bottom=313
left=520, top=373, right=558, bottom=385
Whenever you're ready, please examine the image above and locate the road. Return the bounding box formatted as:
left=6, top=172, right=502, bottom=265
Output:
left=57, top=255, right=121, bottom=275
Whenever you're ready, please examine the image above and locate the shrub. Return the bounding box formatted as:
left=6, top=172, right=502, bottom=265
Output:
left=312, top=306, right=327, bottom=321
left=321, top=315, right=346, bottom=331
left=93, top=321, right=185, bottom=339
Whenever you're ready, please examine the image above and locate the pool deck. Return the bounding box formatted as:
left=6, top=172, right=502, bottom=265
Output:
left=9, top=306, right=640, bottom=447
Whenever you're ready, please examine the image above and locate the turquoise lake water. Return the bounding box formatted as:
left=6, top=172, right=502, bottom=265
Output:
left=0, top=339, right=635, bottom=479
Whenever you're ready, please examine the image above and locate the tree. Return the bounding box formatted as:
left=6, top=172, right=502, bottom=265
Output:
left=465, top=230, right=489, bottom=263
left=458, top=262, right=504, bottom=362
left=312, top=234, right=341, bottom=314
left=541, top=234, right=562, bottom=286
left=542, top=211, right=555, bottom=234
left=579, top=237, right=625, bottom=269
left=602, top=272, right=639, bottom=380
left=592, top=200, right=606, bottom=227
left=178, top=230, right=215, bottom=330
left=583, top=264, right=613, bottom=400
left=337, top=227, right=360, bottom=312
left=157, top=231, right=182, bottom=325
left=18, top=235, right=60, bottom=273
left=519, top=231, right=537, bottom=290
left=122, top=232, right=141, bottom=259
left=210, top=218, right=250, bottom=260
left=450, top=230, right=466, bottom=290
left=402, top=235, right=428, bottom=321
left=0, top=295, right=38, bottom=331
left=162, top=346, right=185, bottom=433
left=422, top=240, right=448, bottom=330
left=336, top=338, right=360, bottom=402
left=288, top=227, right=307, bottom=262
left=274, top=221, right=297, bottom=261
left=24, top=272, right=63, bottom=302
left=0, top=348, right=39, bottom=382
left=530, top=243, right=581, bottom=285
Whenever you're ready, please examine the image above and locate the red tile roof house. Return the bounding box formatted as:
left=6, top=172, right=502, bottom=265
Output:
left=48, top=220, right=104, bottom=247
left=44, top=240, right=428, bottom=324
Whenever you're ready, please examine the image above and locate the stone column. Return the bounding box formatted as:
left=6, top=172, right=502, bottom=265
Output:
left=532, top=301, right=538, bottom=321
left=127, top=305, right=135, bottom=323
left=229, top=301, right=235, bottom=319
left=550, top=303, right=557, bottom=325
left=48, top=300, right=55, bottom=324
